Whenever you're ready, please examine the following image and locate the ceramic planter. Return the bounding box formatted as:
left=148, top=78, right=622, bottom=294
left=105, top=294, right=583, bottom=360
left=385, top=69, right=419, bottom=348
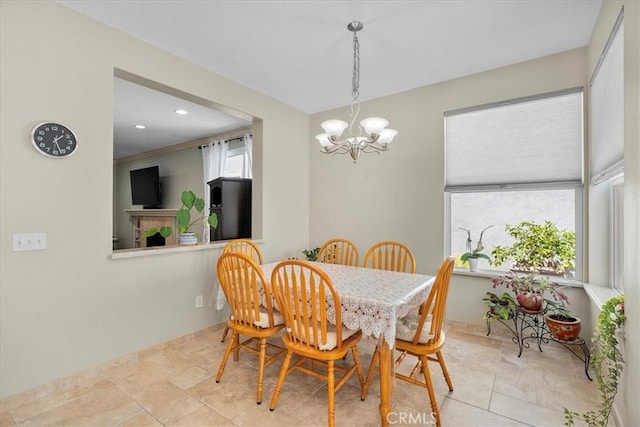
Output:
left=178, top=232, right=198, bottom=245
left=545, top=314, right=581, bottom=341
left=468, top=258, right=479, bottom=272
left=516, top=291, right=543, bottom=312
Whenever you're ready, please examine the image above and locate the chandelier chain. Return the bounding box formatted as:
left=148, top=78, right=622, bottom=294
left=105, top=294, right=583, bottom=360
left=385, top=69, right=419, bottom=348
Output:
left=352, top=30, right=360, bottom=100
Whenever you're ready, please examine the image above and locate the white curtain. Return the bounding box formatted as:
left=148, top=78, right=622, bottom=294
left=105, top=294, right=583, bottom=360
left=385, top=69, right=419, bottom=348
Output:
left=243, top=133, right=253, bottom=179
left=202, top=139, right=228, bottom=241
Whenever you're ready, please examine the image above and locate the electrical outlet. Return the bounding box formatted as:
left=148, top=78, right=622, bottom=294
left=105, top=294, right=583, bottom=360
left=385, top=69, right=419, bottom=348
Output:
left=196, top=295, right=204, bottom=308
left=12, top=233, right=47, bottom=251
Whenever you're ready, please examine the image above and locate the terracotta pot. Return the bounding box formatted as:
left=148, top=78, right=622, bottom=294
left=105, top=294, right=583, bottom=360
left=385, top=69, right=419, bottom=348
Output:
left=516, top=291, right=543, bottom=312
left=545, top=314, right=581, bottom=341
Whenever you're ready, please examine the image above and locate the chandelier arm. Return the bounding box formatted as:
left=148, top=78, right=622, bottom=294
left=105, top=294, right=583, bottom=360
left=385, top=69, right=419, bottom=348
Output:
left=348, top=101, right=363, bottom=137
left=361, top=142, right=391, bottom=153
left=320, top=144, right=350, bottom=155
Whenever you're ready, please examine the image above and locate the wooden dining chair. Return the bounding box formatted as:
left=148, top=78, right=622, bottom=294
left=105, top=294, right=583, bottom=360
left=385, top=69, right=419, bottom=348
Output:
left=363, top=240, right=416, bottom=273
left=317, top=238, right=359, bottom=266
left=360, top=256, right=455, bottom=427
left=215, top=252, right=285, bottom=404
left=269, top=260, right=365, bottom=427
left=219, top=239, right=264, bottom=342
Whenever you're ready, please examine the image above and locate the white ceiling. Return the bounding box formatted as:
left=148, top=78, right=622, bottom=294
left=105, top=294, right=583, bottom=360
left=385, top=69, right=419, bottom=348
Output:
left=57, top=0, right=602, bottom=158
left=113, top=78, right=250, bottom=159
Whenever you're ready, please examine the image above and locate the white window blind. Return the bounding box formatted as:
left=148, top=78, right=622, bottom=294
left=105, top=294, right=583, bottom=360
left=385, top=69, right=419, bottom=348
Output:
left=591, top=12, right=624, bottom=183
left=445, top=88, right=583, bottom=190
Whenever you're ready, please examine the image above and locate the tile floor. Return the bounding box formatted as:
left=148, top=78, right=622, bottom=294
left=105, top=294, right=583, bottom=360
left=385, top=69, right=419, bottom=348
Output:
left=0, top=320, right=599, bottom=426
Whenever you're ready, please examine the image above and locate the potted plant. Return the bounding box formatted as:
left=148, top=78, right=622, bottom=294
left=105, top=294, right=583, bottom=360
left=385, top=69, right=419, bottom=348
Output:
left=544, top=299, right=581, bottom=342
left=491, top=220, right=575, bottom=277
left=458, top=226, right=493, bottom=271
left=144, top=190, right=218, bottom=245
left=302, top=247, right=320, bottom=261
left=565, top=295, right=625, bottom=427
left=491, top=270, right=568, bottom=312
left=482, top=291, right=517, bottom=322
left=461, top=248, right=491, bottom=272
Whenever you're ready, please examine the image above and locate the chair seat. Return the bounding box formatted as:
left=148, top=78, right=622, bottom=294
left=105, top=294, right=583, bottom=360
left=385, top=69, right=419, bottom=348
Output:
left=292, top=323, right=359, bottom=350
left=396, top=312, right=433, bottom=344
left=230, top=307, right=284, bottom=328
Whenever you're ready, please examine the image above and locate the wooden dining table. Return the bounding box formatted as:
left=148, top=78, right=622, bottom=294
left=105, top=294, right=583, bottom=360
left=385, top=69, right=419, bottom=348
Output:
left=260, top=261, right=435, bottom=427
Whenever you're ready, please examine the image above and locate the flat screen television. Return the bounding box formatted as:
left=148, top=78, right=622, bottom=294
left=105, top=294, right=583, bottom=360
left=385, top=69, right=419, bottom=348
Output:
left=130, top=166, right=162, bottom=208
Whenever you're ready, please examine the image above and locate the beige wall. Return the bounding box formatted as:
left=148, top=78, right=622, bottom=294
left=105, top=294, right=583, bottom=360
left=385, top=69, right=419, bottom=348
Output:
left=0, top=1, right=309, bottom=398
left=587, top=1, right=640, bottom=425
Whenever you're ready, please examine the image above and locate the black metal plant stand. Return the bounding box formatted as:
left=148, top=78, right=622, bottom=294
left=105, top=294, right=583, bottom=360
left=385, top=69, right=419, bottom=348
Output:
left=486, top=306, right=592, bottom=381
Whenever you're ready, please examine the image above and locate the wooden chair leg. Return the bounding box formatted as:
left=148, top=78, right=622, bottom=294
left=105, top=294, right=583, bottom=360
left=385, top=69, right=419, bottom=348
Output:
left=270, top=351, right=293, bottom=411
left=220, top=325, right=230, bottom=342
left=436, top=350, right=454, bottom=391
left=256, top=338, right=267, bottom=404
left=420, top=355, right=440, bottom=427
left=351, top=345, right=365, bottom=387
left=327, top=360, right=335, bottom=427
left=360, top=346, right=379, bottom=400
left=216, top=332, right=237, bottom=382
left=233, top=333, right=240, bottom=361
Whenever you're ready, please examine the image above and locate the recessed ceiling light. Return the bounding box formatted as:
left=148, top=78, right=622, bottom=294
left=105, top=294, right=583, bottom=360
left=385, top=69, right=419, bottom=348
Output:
left=175, top=109, right=188, bottom=115
left=134, top=124, right=146, bottom=129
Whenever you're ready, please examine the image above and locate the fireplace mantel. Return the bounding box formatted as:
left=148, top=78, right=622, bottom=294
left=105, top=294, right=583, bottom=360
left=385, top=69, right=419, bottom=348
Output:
left=125, top=209, right=179, bottom=248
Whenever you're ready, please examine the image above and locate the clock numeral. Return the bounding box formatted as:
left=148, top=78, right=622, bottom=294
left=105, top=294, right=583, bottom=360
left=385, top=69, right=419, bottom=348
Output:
left=37, top=136, right=43, bottom=141
left=38, top=131, right=44, bottom=136
left=39, top=143, right=45, bottom=147
left=52, top=126, right=58, bottom=131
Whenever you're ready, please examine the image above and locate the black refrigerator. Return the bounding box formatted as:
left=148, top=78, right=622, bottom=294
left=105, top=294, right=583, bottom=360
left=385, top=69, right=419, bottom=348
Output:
left=207, top=177, right=252, bottom=241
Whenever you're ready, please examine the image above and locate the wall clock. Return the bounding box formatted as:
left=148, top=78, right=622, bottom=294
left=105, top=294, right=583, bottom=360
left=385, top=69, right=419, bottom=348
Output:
left=31, top=122, right=77, bottom=158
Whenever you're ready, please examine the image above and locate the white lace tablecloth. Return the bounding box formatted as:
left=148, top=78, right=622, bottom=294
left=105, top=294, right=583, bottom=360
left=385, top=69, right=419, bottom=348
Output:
left=261, top=261, right=434, bottom=347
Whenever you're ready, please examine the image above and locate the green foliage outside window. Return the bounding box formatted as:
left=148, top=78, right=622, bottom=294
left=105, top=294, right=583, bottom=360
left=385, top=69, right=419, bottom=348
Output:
left=491, top=221, right=575, bottom=276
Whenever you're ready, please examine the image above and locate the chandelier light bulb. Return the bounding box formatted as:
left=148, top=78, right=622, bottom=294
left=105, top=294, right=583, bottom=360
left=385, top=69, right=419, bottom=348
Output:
left=315, top=133, right=333, bottom=147
left=320, top=120, right=349, bottom=138
left=360, top=117, right=389, bottom=136
left=378, top=129, right=398, bottom=145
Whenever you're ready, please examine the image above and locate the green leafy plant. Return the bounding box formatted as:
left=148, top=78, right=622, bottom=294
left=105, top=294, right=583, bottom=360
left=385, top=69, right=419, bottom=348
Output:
left=491, top=221, right=575, bottom=276
left=144, top=190, right=218, bottom=239
left=482, top=291, right=517, bottom=322
left=491, top=270, right=568, bottom=303
left=460, top=248, right=491, bottom=262
left=302, top=247, right=320, bottom=261
left=565, top=295, right=625, bottom=427
left=544, top=298, right=575, bottom=321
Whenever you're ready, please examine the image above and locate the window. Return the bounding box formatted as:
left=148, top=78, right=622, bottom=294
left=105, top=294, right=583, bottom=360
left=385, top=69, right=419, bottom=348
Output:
left=223, top=139, right=251, bottom=178
left=610, top=175, right=624, bottom=292
left=445, top=88, right=584, bottom=279
left=590, top=10, right=624, bottom=292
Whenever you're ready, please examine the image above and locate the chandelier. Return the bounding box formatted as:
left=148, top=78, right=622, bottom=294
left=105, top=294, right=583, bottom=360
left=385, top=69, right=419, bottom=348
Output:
left=315, top=21, right=397, bottom=163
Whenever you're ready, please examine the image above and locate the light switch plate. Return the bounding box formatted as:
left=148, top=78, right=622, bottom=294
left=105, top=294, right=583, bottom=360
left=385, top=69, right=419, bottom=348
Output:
left=12, top=233, right=46, bottom=251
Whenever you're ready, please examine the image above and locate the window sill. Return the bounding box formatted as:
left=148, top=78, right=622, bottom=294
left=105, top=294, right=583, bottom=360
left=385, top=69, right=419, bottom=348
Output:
left=453, top=267, right=585, bottom=287
left=110, top=239, right=264, bottom=260
left=110, top=242, right=226, bottom=259
left=583, top=283, right=622, bottom=308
